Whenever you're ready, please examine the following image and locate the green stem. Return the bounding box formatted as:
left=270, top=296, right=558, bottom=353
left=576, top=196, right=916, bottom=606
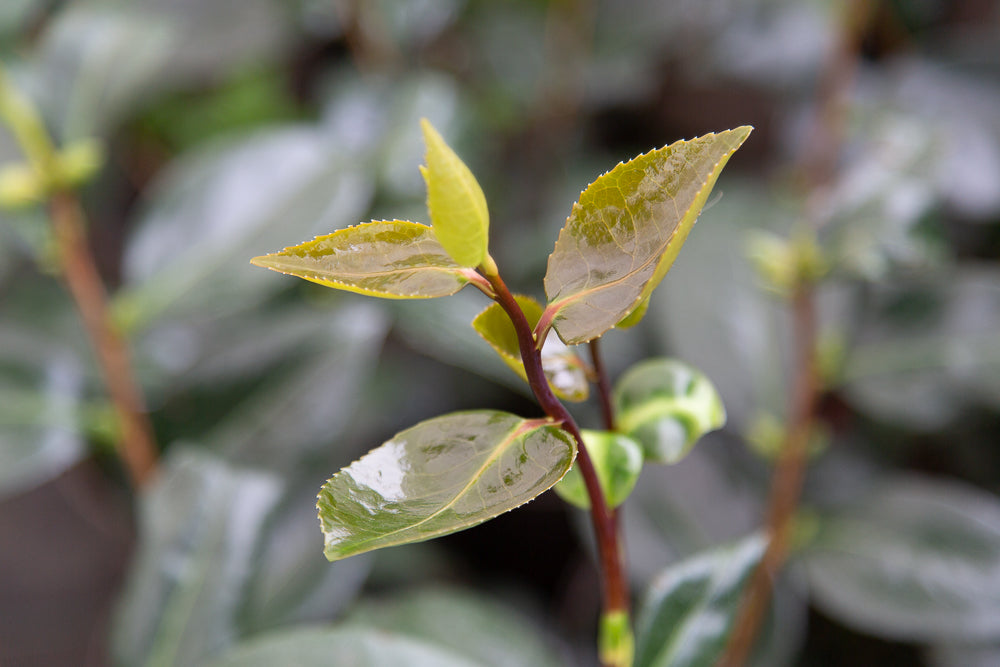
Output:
left=482, top=263, right=630, bottom=663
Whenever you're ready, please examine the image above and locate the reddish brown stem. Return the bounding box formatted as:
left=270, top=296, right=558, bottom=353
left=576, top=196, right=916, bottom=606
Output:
left=589, top=339, right=617, bottom=433
left=484, top=271, right=629, bottom=629
left=720, top=3, right=872, bottom=663
left=718, top=286, right=818, bottom=666
left=51, top=191, right=158, bottom=488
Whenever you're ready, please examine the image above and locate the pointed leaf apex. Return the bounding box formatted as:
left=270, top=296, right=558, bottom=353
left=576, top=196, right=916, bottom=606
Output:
left=420, top=119, right=490, bottom=268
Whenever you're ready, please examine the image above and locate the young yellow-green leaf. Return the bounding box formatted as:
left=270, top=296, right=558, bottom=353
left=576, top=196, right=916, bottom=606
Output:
left=541, top=127, right=753, bottom=344
left=317, top=410, right=575, bottom=561
left=472, top=295, right=590, bottom=401
left=251, top=221, right=481, bottom=299
left=554, top=430, right=643, bottom=509
left=615, top=358, right=726, bottom=464
left=420, top=119, right=489, bottom=267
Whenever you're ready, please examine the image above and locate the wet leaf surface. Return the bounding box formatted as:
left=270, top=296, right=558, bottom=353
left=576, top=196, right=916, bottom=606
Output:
left=318, top=410, right=575, bottom=561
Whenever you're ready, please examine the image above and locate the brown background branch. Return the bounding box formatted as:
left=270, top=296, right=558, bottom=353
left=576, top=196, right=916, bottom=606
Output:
left=719, top=1, right=875, bottom=663
left=51, top=191, right=158, bottom=488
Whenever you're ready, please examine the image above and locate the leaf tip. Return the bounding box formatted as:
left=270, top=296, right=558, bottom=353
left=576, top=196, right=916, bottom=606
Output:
left=250, top=254, right=276, bottom=269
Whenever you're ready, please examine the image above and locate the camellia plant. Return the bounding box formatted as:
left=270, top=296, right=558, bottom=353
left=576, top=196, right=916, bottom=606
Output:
left=252, top=119, right=751, bottom=666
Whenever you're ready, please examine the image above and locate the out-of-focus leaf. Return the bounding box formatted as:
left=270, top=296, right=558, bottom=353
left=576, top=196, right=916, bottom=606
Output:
left=203, top=304, right=388, bottom=471
left=614, top=358, right=727, bottom=464
left=825, top=112, right=946, bottom=280
left=555, top=430, right=642, bottom=509
left=114, top=0, right=291, bottom=110
left=347, top=587, right=564, bottom=667
left=239, top=488, right=371, bottom=634
left=858, top=59, right=1000, bottom=222
left=251, top=221, right=480, bottom=299
left=112, top=449, right=282, bottom=667
left=634, top=533, right=767, bottom=667
left=802, top=475, right=1000, bottom=642
left=317, top=410, right=575, bottom=561
left=623, top=444, right=762, bottom=583
left=117, top=123, right=372, bottom=331
left=35, top=5, right=175, bottom=140
left=138, top=66, right=300, bottom=151
left=206, top=626, right=480, bottom=667
left=0, top=352, right=86, bottom=497
left=0, top=294, right=94, bottom=496
left=393, top=291, right=531, bottom=394
left=420, top=118, right=489, bottom=267
left=541, top=127, right=752, bottom=345
left=649, top=183, right=796, bottom=428
left=472, top=295, right=590, bottom=402
left=842, top=268, right=1000, bottom=431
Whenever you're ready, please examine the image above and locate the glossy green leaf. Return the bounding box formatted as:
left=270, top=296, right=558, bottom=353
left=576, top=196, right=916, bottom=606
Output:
left=347, top=587, right=564, bottom=667
left=207, top=627, right=479, bottom=667
left=634, top=533, right=767, bottom=667
left=554, top=430, right=643, bottom=509
left=251, top=220, right=482, bottom=299
left=615, top=358, right=727, bottom=464
left=472, top=295, right=590, bottom=402
left=541, top=127, right=752, bottom=345
left=318, top=410, right=576, bottom=561
left=802, top=475, right=1000, bottom=642
left=420, top=118, right=489, bottom=267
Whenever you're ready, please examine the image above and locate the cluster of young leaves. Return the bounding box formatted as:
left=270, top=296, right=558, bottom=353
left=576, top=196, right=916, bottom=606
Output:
left=253, top=119, right=750, bottom=563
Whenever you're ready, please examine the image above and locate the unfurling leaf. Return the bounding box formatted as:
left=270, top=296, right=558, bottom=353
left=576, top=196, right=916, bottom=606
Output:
left=420, top=119, right=489, bottom=267
left=251, top=221, right=484, bottom=299
left=317, top=411, right=576, bottom=561
left=472, top=295, right=590, bottom=401
left=615, top=358, right=726, bottom=464
left=554, top=430, right=643, bottom=509
left=540, top=127, right=753, bottom=345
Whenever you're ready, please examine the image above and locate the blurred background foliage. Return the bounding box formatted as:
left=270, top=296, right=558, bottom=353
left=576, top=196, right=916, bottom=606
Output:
left=1, top=0, right=1000, bottom=665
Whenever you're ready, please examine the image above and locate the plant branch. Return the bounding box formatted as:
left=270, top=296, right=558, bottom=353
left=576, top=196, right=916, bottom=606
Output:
left=482, top=265, right=629, bottom=662
left=589, top=339, right=616, bottom=432
left=51, top=191, right=159, bottom=488
left=720, top=2, right=872, bottom=662
left=718, top=284, right=818, bottom=666
left=0, top=67, right=158, bottom=488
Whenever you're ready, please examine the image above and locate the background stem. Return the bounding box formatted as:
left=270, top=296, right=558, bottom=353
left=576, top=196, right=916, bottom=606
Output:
left=51, top=191, right=158, bottom=488
left=589, top=339, right=617, bottom=432
left=720, top=1, right=872, bottom=663
left=718, top=285, right=818, bottom=666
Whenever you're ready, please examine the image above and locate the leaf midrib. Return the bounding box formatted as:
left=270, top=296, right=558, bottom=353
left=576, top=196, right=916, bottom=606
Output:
left=327, top=419, right=552, bottom=553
